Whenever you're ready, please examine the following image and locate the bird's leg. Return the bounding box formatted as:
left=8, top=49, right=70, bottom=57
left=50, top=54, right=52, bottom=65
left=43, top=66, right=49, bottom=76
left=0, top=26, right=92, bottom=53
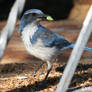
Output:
left=31, top=62, right=45, bottom=76
left=43, top=61, right=52, bottom=81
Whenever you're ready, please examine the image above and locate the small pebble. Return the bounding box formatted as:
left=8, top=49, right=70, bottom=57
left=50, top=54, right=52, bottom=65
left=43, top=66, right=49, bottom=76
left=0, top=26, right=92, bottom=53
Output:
left=17, top=76, right=28, bottom=80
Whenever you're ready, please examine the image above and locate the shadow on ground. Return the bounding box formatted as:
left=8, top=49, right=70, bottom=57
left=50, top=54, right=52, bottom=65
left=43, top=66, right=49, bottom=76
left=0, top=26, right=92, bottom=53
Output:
left=1, top=64, right=91, bottom=92
left=7, top=76, right=60, bottom=92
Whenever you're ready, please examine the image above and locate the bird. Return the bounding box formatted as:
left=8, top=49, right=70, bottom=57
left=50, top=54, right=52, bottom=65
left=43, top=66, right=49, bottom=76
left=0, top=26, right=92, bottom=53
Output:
left=19, top=9, right=92, bottom=81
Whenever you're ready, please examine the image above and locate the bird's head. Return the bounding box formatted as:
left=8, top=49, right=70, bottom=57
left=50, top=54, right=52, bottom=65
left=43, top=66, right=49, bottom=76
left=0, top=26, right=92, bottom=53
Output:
left=19, top=9, right=53, bottom=31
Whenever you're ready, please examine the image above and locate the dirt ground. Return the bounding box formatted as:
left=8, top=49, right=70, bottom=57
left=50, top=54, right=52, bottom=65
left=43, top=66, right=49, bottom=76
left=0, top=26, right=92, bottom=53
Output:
left=0, top=20, right=92, bottom=92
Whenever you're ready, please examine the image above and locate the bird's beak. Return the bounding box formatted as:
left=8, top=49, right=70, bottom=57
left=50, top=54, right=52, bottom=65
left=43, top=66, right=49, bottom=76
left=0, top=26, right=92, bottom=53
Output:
left=46, top=16, right=54, bottom=21
left=38, top=14, right=54, bottom=21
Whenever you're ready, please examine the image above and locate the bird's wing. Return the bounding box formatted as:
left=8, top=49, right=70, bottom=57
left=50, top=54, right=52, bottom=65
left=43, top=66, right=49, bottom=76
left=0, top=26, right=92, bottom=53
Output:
left=36, top=25, right=71, bottom=48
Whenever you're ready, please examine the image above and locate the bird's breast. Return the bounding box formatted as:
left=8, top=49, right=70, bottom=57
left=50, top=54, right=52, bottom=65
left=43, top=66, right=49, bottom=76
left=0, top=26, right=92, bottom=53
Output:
left=21, top=29, right=58, bottom=61
left=20, top=25, right=59, bottom=61
left=21, top=24, right=38, bottom=45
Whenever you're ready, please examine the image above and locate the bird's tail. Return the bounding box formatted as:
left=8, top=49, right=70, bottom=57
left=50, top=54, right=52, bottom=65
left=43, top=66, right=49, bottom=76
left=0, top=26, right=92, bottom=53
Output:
left=68, top=43, right=92, bottom=52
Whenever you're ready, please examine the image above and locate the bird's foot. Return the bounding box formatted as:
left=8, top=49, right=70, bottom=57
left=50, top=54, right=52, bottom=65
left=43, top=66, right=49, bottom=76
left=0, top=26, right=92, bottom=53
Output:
left=31, top=62, right=45, bottom=77
left=39, top=78, right=47, bottom=87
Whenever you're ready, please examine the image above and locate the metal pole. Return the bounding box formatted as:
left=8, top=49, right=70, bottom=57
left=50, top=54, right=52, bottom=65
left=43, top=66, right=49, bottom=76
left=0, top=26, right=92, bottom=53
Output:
left=56, top=5, right=92, bottom=92
left=0, top=0, right=25, bottom=59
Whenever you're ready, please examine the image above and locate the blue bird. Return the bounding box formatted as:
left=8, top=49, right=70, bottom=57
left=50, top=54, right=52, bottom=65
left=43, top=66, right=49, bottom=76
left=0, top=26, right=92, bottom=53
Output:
left=19, top=9, right=92, bottom=81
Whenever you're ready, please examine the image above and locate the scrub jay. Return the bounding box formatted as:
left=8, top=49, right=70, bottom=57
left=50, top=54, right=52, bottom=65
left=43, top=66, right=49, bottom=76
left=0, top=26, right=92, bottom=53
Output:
left=19, top=9, right=92, bottom=81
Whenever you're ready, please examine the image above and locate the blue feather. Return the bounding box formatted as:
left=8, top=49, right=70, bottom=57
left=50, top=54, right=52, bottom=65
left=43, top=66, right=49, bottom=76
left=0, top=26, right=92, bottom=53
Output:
left=19, top=15, right=26, bottom=31
left=30, top=25, right=70, bottom=48
left=24, top=9, right=43, bottom=15
left=19, top=9, right=43, bottom=31
left=84, top=46, right=92, bottom=52
left=68, top=43, right=92, bottom=52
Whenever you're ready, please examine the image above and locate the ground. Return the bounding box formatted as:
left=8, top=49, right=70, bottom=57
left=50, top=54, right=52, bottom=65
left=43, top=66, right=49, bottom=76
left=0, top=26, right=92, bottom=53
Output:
left=0, top=20, right=92, bottom=92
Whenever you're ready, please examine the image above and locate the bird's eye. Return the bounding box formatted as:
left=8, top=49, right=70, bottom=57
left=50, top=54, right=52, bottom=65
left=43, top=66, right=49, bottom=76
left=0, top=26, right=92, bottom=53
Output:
left=24, top=13, right=30, bottom=18
left=31, top=13, right=36, bottom=16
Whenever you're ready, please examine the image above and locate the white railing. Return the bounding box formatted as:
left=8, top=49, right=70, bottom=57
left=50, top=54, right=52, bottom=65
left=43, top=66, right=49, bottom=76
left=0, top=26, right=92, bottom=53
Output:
left=0, top=0, right=25, bottom=60
left=56, top=5, right=92, bottom=92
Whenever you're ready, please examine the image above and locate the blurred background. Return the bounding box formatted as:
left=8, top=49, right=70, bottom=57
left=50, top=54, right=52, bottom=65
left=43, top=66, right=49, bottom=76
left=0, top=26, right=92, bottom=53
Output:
left=0, top=0, right=91, bottom=22
left=0, top=0, right=73, bottom=20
